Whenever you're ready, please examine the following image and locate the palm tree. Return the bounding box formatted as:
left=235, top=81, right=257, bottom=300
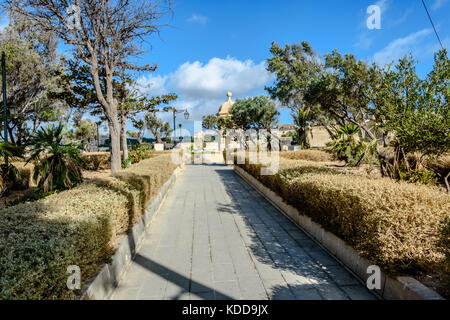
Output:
left=26, top=124, right=84, bottom=192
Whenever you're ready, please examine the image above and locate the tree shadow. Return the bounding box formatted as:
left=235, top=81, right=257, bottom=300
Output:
left=131, top=253, right=233, bottom=300
left=213, top=167, right=374, bottom=300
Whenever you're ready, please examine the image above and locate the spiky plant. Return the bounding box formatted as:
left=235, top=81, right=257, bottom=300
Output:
left=0, top=142, right=25, bottom=191
left=26, top=124, right=84, bottom=192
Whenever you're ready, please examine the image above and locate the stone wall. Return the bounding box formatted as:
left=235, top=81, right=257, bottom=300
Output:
left=307, top=126, right=332, bottom=148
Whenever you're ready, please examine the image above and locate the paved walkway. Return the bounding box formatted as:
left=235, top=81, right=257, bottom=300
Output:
left=111, top=165, right=376, bottom=300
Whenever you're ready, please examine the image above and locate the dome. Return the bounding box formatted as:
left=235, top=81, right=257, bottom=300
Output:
left=218, top=92, right=234, bottom=117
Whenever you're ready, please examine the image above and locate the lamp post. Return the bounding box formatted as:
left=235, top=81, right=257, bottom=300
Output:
left=147, top=106, right=190, bottom=144
left=170, top=108, right=190, bottom=141
left=2, top=52, right=8, bottom=166
left=96, top=121, right=102, bottom=152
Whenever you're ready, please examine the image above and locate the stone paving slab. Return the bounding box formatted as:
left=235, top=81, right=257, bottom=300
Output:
left=110, top=165, right=377, bottom=300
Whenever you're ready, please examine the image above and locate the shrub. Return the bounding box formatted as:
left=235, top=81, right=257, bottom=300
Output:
left=0, top=163, right=25, bottom=191
left=238, top=160, right=450, bottom=284
left=0, top=154, right=178, bottom=299
left=80, top=153, right=111, bottom=171
left=27, top=125, right=84, bottom=192
left=128, top=143, right=154, bottom=164
left=327, top=124, right=377, bottom=166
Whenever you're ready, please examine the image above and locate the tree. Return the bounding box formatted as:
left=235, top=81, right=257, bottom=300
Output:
left=305, top=50, right=383, bottom=143
left=5, top=0, right=174, bottom=174
left=373, top=51, right=450, bottom=188
left=144, top=112, right=172, bottom=144
left=128, top=119, right=146, bottom=145
left=0, top=15, right=67, bottom=146
left=67, top=118, right=96, bottom=152
left=202, top=114, right=219, bottom=130
left=266, top=41, right=323, bottom=147
left=230, top=96, right=279, bottom=130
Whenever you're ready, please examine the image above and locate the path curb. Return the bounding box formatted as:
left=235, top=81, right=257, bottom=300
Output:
left=234, top=165, right=444, bottom=300
left=80, top=167, right=182, bottom=300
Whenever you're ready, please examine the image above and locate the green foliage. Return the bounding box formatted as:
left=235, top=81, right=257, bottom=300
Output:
left=122, top=158, right=132, bottom=169
left=26, top=124, right=84, bottom=192
left=230, top=96, right=279, bottom=130
left=145, top=113, right=173, bottom=144
left=128, top=143, right=154, bottom=164
left=374, top=51, right=449, bottom=157
left=9, top=189, right=58, bottom=207
left=0, top=17, right=67, bottom=146
left=0, top=141, right=25, bottom=158
left=328, top=124, right=368, bottom=166
left=0, top=163, right=24, bottom=190
left=266, top=41, right=322, bottom=147
left=202, top=114, right=219, bottom=130
left=399, top=169, right=438, bottom=185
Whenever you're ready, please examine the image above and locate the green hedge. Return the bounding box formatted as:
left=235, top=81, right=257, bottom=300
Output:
left=0, top=154, right=178, bottom=299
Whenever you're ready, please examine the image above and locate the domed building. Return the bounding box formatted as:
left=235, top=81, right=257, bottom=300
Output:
left=217, top=92, right=234, bottom=117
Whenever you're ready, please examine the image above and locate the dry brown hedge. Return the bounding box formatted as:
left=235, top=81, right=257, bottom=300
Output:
left=0, top=154, right=178, bottom=299
left=280, top=150, right=335, bottom=162
left=238, top=159, right=450, bottom=283
left=80, top=152, right=112, bottom=171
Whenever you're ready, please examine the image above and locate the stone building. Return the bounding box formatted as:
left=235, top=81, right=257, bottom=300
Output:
left=307, top=126, right=332, bottom=148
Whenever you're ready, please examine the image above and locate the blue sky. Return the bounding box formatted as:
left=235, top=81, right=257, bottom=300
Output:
left=1, top=0, right=449, bottom=137
left=134, top=0, right=449, bottom=136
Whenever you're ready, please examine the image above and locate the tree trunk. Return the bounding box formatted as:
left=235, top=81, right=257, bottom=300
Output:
left=156, top=132, right=162, bottom=144
left=120, top=113, right=128, bottom=161
left=109, top=117, right=121, bottom=174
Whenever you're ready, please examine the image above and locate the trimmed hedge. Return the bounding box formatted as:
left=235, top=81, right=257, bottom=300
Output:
left=238, top=159, right=450, bottom=290
left=0, top=154, right=178, bottom=299
left=280, top=150, right=335, bottom=162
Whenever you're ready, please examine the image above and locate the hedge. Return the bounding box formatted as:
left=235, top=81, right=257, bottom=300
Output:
left=0, top=154, right=178, bottom=299
left=238, top=158, right=450, bottom=293
left=280, top=150, right=335, bottom=162
left=80, top=152, right=112, bottom=171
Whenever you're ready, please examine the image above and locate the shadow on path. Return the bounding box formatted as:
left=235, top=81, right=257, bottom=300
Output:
left=132, top=254, right=233, bottom=300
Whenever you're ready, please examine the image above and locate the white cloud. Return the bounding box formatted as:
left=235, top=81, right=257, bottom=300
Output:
left=373, top=29, right=433, bottom=64
left=376, top=0, right=390, bottom=13
left=135, top=57, right=273, bottom=122
left=432, top=0, right=448, bottom=10
left=136, top=74, right=169, bottom=96
left=169, top=57, right=272, bottom=99
left=187, top=14, right=208, bottom=25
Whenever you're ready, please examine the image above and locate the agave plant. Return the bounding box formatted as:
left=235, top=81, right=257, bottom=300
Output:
left=26, top=124, right=84, bottom=192
left=0, top=142, right=25, bottom=191
left=328, top=124, right=367, bottom=166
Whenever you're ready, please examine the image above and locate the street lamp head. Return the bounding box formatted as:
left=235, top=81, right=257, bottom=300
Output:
left=184, top=109, right=189, bottom=120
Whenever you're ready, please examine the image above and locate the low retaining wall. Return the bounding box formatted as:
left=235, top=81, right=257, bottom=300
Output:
left=234, top=166, right=444, bottom=300
left=80, top=167, right=182, bottom=300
